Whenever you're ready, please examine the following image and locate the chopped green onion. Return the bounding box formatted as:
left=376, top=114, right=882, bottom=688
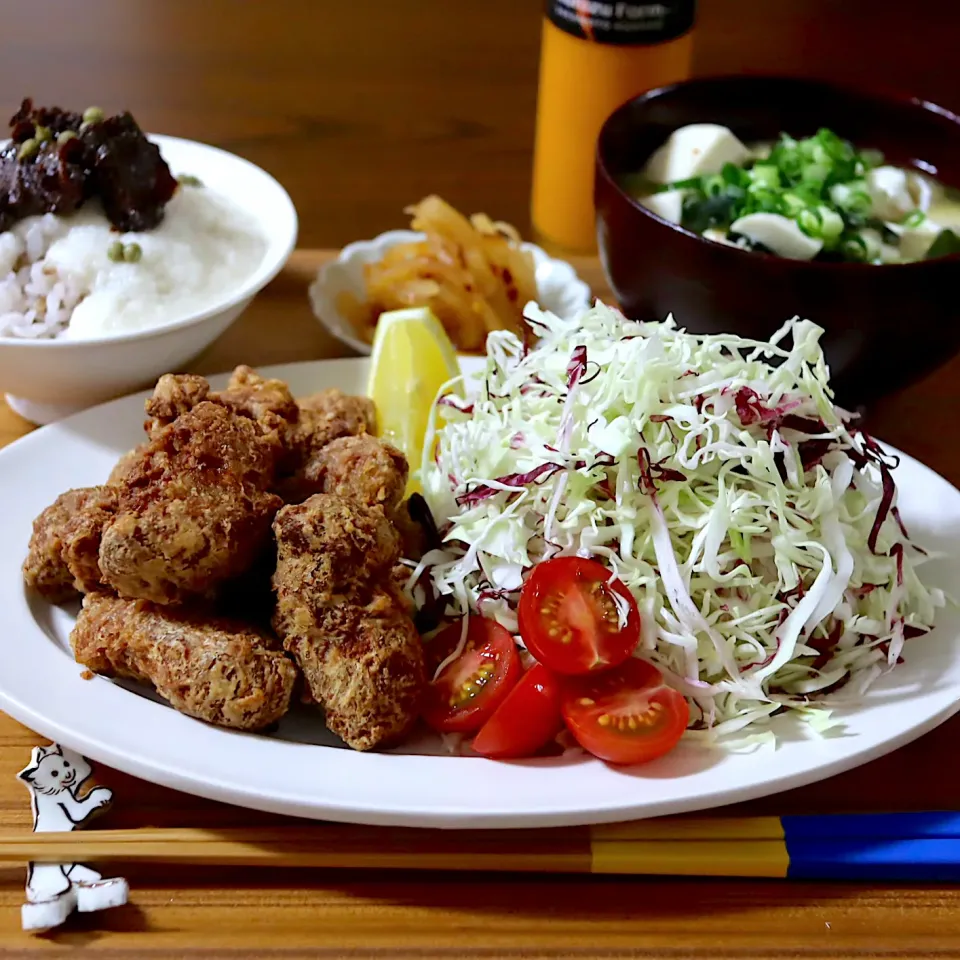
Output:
left=748, top=189, right=781, bottom=214
left=780, top=193, right=806, bottom=217
left=797, top=208, right=820, bottom=237
left=818, top=206, right=845, bottom=241
left=721, top=162, right=746, bottom=186
left=703, top=175, right=726, bottom=197
left=841, top=234, right=869, bottom=262
left=650, top=126, right=923, bottom=262
left=658, top=176, right=701, bottom=192
left=802, top=162, right=829, bottom=184
left=749, top=164, right=780, bottom=190
left=904, top=209, right=927, bottom=228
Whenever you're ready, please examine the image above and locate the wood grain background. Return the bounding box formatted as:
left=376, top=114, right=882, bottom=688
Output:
left=0, top=2, right=959, bottom=956
left=3, top=0, right=958, bottom=250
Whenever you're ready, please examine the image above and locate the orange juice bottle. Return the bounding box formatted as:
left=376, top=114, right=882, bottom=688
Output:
left=532, top=1, right=696, bottom=254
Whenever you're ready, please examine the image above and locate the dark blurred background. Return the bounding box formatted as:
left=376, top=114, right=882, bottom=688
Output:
left=1, top=0, right=955, bottom=247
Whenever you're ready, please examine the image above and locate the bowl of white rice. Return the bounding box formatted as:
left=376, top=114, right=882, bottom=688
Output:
left=0, top=134, right=297, bottom=423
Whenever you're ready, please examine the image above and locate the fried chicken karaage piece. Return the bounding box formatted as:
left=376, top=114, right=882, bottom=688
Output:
left=142, top=370, right=377, bottom=499
left=302, top=434, right=431, bottom=560
left=300, top=435, right=408, bottom=511
left=293, top=389, right=376, bottom=461
left=143, top=373, right=210, bottom=434
left=98, top=402, right=283, bottom=604
left=272, top=494, right=425, bottom=751
left=23, top=487, right=118, bottom=601
left=145, top=367, right=298, bottom=455
left=108, top=444, right=148, bottom=486
left=220, top=365, right=299, bottom=436
left=275, top=389, right=377, bottom=504
left=72, top=592, right=297, bottom=730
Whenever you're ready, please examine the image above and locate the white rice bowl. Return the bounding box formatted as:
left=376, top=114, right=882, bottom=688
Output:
left=0, top=185, right=267, bottom=341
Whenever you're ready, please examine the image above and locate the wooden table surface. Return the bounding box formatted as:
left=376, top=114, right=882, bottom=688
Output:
left=1, top=2, right=960, bottom=957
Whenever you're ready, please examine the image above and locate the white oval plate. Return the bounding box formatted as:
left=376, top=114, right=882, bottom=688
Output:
left=1, top=358, right=959, bottom=828
left=308, top=230, right=591, bottom=355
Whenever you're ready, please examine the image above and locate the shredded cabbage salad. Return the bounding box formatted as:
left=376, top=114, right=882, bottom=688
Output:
left=414, top=302, right=944, bottom=741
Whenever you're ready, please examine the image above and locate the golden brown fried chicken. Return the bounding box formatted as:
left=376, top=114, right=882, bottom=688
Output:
left=298, top=435, right=408, bottom=512
left=274, top=493, right=400, bottom=591
left=98, top=402, right=283, bottom=604
left=72, top=592, right=297, bottom=731
left=302, top=436, right=433, bottom=560
left=23, top=487, right=118, bottom=601
left=272, top=494, right=425, bottom=751
left=293, top=389, right=376, bottom=460
left=220, top=365, right=299, bottom=437
left=144, top=373, right=210, bottom=435
left=297, top=434, right=430, bottom=560
left=275, top=389, right=377, bottom=503
left=107, top=444, right=148, bottom=486
left=145, top=366, right=298, bottom=447
left=23, top=489, right=96, bottom=601
left=61, top=488, right=120, bottom=595
left=296, top=591, right=423, bottom=748
left=145, top=368, right=305, bottom=478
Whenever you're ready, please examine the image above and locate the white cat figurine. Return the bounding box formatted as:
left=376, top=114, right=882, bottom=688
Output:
left=17, top=744, right=128, bottom=932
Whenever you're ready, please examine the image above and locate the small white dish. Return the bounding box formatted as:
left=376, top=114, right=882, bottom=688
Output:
left=309, top=229, right=591, bottom=355
left=0, top=135, right=298, bottom=424
left=2, top=357, right=959, bottom=828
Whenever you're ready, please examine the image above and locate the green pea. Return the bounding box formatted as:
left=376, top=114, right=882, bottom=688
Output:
left=82, top=106, right=104, bottom=125
left=34, top=125, right=51, bottom=143
left=177, top=174, right=203, bottom=188
left=123, top=242, right=143, bottom=263
left=57, top=130, right=78, bottom=145
left=107, top=241, right=125, bottom=263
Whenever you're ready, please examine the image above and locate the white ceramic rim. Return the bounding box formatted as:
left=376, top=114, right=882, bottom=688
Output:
left=0, top=134, right=298, bottom=349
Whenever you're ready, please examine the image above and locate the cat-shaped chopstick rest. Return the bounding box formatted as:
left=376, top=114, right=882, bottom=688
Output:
left=17, top=744, right=128, bottom=932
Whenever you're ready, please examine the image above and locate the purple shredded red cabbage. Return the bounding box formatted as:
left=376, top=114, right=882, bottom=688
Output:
left=843, top=431, right=900, bottom=556
left=437, top=395, right=474, bottom=414
left=810, top=620, right=844, bottom=671
left=566, top=345, right=587, bottom=387
left=456, top=462, right=564, bottom=507
left=637, top=448, right=687, bottom=495
left=890, top=542, right=904, bottom=587
left=731, top=386, right=805, bottom=427
left=891, top=506, right=910, bottom=540
left=867, top=457, right=896, bottom=555
left=745, top=608, right=790, bottom=670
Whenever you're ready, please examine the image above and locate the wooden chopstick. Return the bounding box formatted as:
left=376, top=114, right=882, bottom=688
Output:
left=3, top=814, right=955, bottom=880
left=0, top=826, right=789, bottom=877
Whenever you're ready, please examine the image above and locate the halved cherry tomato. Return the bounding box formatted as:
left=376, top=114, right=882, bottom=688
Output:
left=518, top=557, right=641, bottom=675
left=562, top=658, right=688, bottom=765
left=472, top=664, right=564, bottom=759
left=421, top=617, right=521, bottom=734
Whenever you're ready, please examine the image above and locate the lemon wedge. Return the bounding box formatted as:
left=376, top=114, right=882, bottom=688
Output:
left=366, top=307, right=461, bottom=491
